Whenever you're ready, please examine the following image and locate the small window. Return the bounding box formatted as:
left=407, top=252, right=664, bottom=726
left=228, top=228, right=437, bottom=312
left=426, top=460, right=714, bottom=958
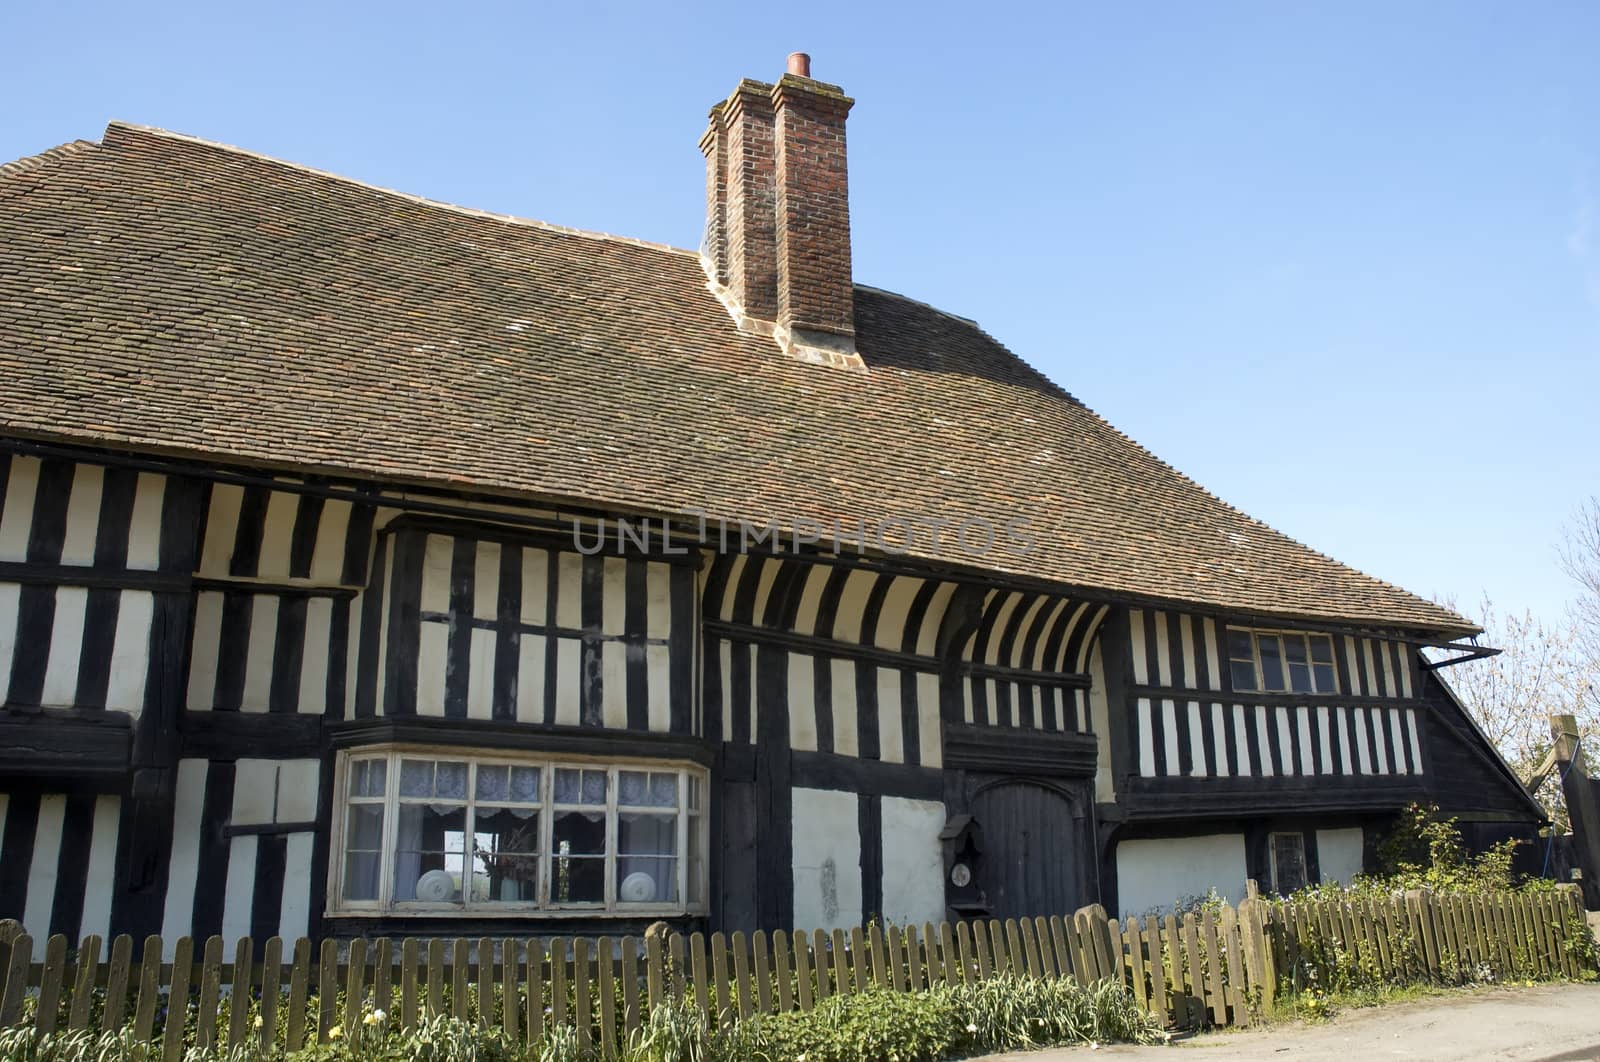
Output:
left=332, top=748, right=707, bottom=916
left=1227, top=630, right=1339, bottom=694
left=1270, top=832, right=1308, bottom=895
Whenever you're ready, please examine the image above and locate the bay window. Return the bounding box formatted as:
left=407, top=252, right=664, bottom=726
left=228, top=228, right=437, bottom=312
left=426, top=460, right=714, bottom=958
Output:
left=332, top=747, right=707, bottom=916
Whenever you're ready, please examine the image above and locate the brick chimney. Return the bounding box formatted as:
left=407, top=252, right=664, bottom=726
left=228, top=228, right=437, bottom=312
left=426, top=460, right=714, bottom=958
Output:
left=701, top=55, right=863, bottom=370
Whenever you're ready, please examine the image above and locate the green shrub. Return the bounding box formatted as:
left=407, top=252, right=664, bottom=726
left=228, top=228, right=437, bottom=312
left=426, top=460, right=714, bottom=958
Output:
left=759, top=989, right=959, bottom=1062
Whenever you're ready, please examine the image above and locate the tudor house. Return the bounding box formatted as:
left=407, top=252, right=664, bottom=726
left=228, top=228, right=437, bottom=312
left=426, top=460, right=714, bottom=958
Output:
left=0, top=55, right=1543, bottom=956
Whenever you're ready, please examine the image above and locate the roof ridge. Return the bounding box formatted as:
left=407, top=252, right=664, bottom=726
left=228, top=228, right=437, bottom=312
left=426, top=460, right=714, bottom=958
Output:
left=0, top=139, right=98, bottom=180
left=98, top=121, right=702, bottom=260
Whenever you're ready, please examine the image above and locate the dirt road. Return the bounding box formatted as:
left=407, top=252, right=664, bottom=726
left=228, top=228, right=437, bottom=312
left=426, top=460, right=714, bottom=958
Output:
left=975, top=982, right=1600, bottom=1061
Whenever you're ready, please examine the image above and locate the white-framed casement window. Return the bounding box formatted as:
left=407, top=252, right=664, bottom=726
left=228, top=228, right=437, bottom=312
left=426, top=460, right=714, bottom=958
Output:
left=330, top=746, right=708, bottom=917
left=1269, top=831, right=1309, bottom=895
left=1226, top=629, right=1338, bottom=694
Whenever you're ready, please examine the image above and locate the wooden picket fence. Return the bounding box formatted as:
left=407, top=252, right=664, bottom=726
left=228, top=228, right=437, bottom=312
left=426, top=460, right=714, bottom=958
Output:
left=0, top=885, right=1591, bottom=1055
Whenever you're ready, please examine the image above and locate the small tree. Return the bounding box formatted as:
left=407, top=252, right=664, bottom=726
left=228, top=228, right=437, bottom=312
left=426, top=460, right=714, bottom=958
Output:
left=1428, top=593, right=1594, bottom=828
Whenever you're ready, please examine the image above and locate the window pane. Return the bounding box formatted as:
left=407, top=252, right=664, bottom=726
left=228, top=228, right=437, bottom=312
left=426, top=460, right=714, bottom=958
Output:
left=554, top=768, right=608, bottom=806
left=687, top=775, right=702, bottom=813
left=476, top=765, right=509, bottom=803
left=620, top=771, right=679, bottom=808
left=472, top=806, right=540, bottom=903
left=552, top=809, right=607, bottom=904
left=510, top=766, right=541, bottom=803
left=1257, top=635, right=1285, bottom=691
left=348, top=759, right=387, bottom=799
left=1283, top=637, right=1309, bottom=667
left=1287, top=662, right=1313, bottom=694
left=1230, top=659, right=1258, bottom=692
left=649, top=773, right=678, bottom=808
left=619, top=770, right=649, bottom=806
left=1313, top=663, right=1337, bottom=693
left=392, top=803, right=467, bottom=903
left=342, top=803, right=385, bottom=902
left=400, top=759, right=434, bottom=798
left=1309, top=635, right=1335, bottom=665
left=687, top=814, right=703, bottom=905
left=1273, top=834, right=1307, bottom=894
left=1226, top=628, right=1254, bottom=661
left=436, top=761, right=468, bottom=799
left=618, top=813, right=678, bottom=904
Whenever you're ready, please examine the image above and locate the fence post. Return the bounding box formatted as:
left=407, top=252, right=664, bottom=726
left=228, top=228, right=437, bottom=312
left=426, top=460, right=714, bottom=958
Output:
left=1238, top=895, right=1275, bottom=1012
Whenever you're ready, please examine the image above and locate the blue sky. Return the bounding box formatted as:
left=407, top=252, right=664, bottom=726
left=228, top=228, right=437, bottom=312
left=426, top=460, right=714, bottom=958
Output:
left=5, top=1, right=1597, bottom=632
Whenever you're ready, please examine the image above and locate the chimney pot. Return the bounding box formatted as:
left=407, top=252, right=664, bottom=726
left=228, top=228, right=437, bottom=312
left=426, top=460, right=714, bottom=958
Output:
left=787, top=52, right=811, bottom=77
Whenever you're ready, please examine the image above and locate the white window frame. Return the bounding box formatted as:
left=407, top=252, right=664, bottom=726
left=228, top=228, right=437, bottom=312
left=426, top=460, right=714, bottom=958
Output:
left=1269, top=831, right=1309, bottom=895
left=1225, top=628, right=1340, bottom=695
left=327, top=745, right=709, bottom=918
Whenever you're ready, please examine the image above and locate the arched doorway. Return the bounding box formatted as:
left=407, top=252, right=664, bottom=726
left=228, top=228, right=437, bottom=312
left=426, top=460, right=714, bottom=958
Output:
left=970, top=778, right=1091, bottom=919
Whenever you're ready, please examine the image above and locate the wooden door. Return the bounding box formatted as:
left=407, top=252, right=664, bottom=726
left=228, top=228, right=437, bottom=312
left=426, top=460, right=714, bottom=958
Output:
left=970, top=779, right=1088, bottom=919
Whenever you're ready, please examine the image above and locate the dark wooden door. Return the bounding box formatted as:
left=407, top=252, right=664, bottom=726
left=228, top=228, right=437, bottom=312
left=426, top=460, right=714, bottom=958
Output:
left=970, top=779, right=1088, bottom=919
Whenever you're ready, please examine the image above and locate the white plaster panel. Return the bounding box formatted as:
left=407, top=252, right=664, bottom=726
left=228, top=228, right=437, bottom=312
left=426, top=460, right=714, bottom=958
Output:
left=881, top=797, right=945, bottom=927
left=1116, top=833, right=1248, bottom=918
left=1317, top=827, right=1365, bottom=885
left=791, top=787, right=861, bottom=932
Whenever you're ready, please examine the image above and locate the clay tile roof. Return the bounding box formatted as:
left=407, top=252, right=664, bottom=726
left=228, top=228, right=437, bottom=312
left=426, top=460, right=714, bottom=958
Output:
left=0, top=122, right=1474, bottom=637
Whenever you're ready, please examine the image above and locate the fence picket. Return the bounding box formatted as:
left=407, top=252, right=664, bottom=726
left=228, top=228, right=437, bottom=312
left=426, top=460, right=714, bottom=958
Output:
left=753, top=930, right=773, bottom=1014
left=318, top=938, right=339, bottom=1043
left=688, top=932, right=710, bottom=1019
left=227, top=936, right=254, bottom=1049
left=1201, top=909, right=1226, bottom=1025
left=908, top=924, right=928, bottom=990
left=1139, top=918, right=1164, bottom=1024
left=793, top=930, right=815, bottom=1011
left=869, top=924, right=889, bottom=989
left=943, top=922, right=963, bottom=986
left=646, top=933, right=665, bottom=1013
left=851, top=926, right=870, bottom=992
left=1220, top=906, right=1249, bottom=1026
left=1181, top=914, right=1204, bottom=1028
left=597, top=936, right=617, bottom=1058
left=164, top=935, right=194, bottom=1062
left=710, top=932, right=732, bottom=1020
left=105, top=933, right=133, bottom=1033
left=1123, top=916, right=1148, bottom=1012
left=811, top=930, right=831, bottom=1001
left=622, top=937, right=640, bottom=1037
left=375, top=937, right=394, bottom=1031
left=991, top=920, right=1013, bottom=977
left=68, top=934, right=102, bottom=1031
left=259, top=936, right=283, bottom=1053
left=477, top=937, right=495, bottom=1028
left=774, top=930, right=795, bottom=1012
left=345, top=937, right=368, bottom=1037
left=194, top=935, right=223, bottom=1050
left=35, top=934, right=67, bottom=1035
left=833, top=928, right=853, bottom=994
left=130, top=936, right=160, bottom=1044
left=550, top=937, right=570, bottom=1030
left=574, top=937, right=593, bottom=1051
left=731, top=931, right=753, bottom=1021
left=525, top=938, right=545, bottom=1044
left=285, top=937, right=311, bottom=1050
left=401, top=939, right=420, bottom=1030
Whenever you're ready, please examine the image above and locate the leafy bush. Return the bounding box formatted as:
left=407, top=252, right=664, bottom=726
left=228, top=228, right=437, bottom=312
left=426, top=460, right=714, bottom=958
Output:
left=759, top=988, right=960, bottom=1062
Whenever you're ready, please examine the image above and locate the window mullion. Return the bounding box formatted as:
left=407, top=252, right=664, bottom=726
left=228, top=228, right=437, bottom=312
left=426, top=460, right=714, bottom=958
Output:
left=464, top=762, right=477, bottom=911
left=605, top=767, right=619, bottom=911
left=539, top=762, right=553, bottom=907
left=678, top=772, right=688, bottom=913
left=380, top=753, right=399, bottom=909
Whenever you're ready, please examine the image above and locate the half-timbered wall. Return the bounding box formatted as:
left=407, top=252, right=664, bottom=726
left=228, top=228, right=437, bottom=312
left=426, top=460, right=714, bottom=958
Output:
left=369, top=524, right=697, bottom=731
left=0, top=454, right=180, bottom=714
left=159, top=758, right=320, bottom=958
left=1127, top=607, right=1425, bottom=780
left=0, top=791, right=122, bottom=957
left=184, top=481, right=384, bottom=716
